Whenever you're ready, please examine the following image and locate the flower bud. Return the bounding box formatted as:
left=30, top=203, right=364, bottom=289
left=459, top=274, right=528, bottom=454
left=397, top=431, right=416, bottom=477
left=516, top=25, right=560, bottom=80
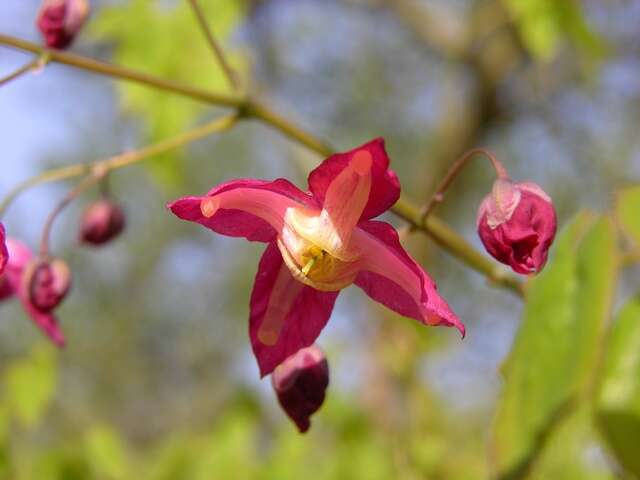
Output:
left=271, top=345, right=329, bottom=433
left=23, top=257, right=72, bottom=312
left=79, top=200, right=126, bottom=246
left=36, top=0, right=89, bottom=50
left=477, top=179, right=557, bottom=274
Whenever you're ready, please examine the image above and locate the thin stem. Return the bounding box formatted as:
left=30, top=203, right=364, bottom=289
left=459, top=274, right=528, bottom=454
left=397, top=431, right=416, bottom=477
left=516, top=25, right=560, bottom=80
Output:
left=187, top=0, right=240, bottom=91
left=0, top=34, right=243, bottom=108
left=0, top=53, right=49, bottom=87
left=0, top=114, right=239, bottom=218
left=421, top=147, right=509, bottom=221
left=40, top=173, right=102, bottom=256
left=0, top=34, right=521, bottom=293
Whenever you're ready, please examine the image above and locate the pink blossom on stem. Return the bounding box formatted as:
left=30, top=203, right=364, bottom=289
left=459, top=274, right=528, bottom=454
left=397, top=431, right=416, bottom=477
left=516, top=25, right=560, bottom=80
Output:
left=169, top=138, right=464, bottom=377
left=36, top=0, right=89, bottom=49
left=0, top=239, right=66, bottom=346
left=0, top=224, right=7, bottom=276
left=477, top=179, right=557, bottom=274
left=272, top=345, right=329, bottom=433
left=79, top=199, right=126, bottom=246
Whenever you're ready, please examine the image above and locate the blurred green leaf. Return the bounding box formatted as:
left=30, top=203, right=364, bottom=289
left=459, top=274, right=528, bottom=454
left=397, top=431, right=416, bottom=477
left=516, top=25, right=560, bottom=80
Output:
left=5, top=344, right=57, bottom=429
left=90, top=0, right=247, bottom=190
left=85, top=425, right=130, bottom=479
left=503, top=0, right=604, bottom=60
left=595, top=295, right=640, bottom=476
left=492, top=213, right=617, bottom=477
left=616, top=185, right=640, bottom=247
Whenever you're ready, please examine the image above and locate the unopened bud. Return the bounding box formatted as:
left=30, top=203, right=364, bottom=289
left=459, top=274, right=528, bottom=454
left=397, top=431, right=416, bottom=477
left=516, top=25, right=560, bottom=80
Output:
left=36, top=0, right=89, bottom=49
left=23, top=257, right=72, bottom=312
left=477, top=180, right=557, bottom=274
left=272, top=345, right=329, bottom=433
left=79, top=200, right=126, bottom=246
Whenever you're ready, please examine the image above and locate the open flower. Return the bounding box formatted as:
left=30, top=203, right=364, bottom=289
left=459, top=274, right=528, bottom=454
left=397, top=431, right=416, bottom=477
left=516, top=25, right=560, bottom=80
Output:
left=36, top=0, right=89, bottom=49
left=477, top=179, right=557, bottom=274
left=169, top=138, right=463, bottom=376
left=272, top=344, right=329, bottom=433
left=0, top=239, right=66, bottom=346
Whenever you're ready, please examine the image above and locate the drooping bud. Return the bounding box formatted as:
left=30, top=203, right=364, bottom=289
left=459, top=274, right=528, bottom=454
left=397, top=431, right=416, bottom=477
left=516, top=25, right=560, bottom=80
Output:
left=79, top=200, right=126, bottom=246
left=36, top=0, right=89, bottom=50
left=477, top=180, right=557, bottom=274
left=0, top=223, right=7, bottom=276
left=22, top=257, right=72, bottom=312
left=271, top=345, right=329, bottom=433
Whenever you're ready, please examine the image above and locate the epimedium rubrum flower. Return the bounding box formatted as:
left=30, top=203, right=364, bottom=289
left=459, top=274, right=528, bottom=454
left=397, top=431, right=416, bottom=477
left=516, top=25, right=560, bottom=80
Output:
left=36, top=0, right=89, bottom=50
left=477, top=178, right=557, bottom=275
left=0, top=239, right=66, bottom=346
left=0, top=223, right=7, bottom=275
left=169, top=138, right=464, bottom=376
left=272, top=344, right=329, bottom=433
left=79, top=199, right=126, bottom=246
left=23, top=257, right=72, bottom=312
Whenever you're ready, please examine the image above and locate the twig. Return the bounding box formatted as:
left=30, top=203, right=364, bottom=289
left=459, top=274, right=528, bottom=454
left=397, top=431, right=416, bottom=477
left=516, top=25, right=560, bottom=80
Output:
left=187, top=0, right=241, bottom=91
left=0, top=53, right=49, bottom=87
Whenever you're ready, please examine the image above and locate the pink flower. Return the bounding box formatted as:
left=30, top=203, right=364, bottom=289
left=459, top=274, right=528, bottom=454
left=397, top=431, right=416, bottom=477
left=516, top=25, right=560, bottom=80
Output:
left=36, top=0, right=89, bottom=50
left=169, top=138, right=464, bottom=376
left=79, top=199, right=126, bottom=246
left=0, top=224, right=7, bottom=276
left=272, top=345, right=329, bottom=433
left=23, top=258, right=72, bottom=312
left=0, top=239, right=66, bottom=346
left=477, top=179, right=557, bottom=274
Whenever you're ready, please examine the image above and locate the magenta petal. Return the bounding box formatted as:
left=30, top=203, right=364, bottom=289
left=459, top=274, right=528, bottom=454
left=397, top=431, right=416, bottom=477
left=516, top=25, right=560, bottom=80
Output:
left=20, top=297, right=66, bottom=347
left=0, top=224, right=7, bottom=275
left=354, top=220, right=465, bottom=336
left=249, top=243, right=339, bottom=377
left=307, top=138, right=400, bottom=220
left=0, top=239, right=33, bottom=301
left=168, top=178, right=312, bottom=243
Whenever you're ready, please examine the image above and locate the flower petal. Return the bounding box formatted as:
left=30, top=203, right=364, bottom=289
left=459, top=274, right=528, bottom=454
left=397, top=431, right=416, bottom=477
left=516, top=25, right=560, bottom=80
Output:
left=168, top=179, right=312, bottom=243
left=19, top=296, right=66, bottom=347
left=353, top=220, right=464, bottom=336
left=0, top=239, right=33, bottom=301
left=0, top=224, right=7, bottom=275
left=307, top=138, right=400, bottom=220
left=250, top=243, right=339, bottom=377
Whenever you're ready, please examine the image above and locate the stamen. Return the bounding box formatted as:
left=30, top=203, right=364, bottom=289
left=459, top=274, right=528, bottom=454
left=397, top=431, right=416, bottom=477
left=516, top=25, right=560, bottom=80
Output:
left=301, top=257, right=317, bottom=276
left=200, top=197, right=220, bottom=218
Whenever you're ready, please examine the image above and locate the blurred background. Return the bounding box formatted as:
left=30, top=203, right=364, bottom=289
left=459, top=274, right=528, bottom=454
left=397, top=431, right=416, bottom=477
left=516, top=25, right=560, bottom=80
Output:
left=0, top=0, right=639, bottom=478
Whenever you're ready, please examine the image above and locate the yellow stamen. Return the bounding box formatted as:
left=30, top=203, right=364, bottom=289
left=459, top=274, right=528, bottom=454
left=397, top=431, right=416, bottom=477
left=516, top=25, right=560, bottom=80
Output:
left=200, top=197, right=219, bottom=218
left=301, top=257, right=317, bottom=276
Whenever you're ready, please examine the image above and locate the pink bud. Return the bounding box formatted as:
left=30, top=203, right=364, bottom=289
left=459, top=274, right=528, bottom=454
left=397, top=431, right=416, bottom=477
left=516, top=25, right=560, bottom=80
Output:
left=477, top=180, right=557, bottom=274
left=23, top=258, right=72, bottom=312
left=36, top=0, right=89, bottom=49
left=79, top=200, right=126, bottom=246
left=271, top=345, right=329, bottom=433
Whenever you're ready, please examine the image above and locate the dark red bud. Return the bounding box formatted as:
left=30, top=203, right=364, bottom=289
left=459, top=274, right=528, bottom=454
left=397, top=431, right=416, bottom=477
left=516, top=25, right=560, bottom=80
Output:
left=36, top=0, right=89, bottom=49
left=271, top=345, right=329, bottom=433
left=477, top=180, right=557, bottom=274
left=23, top=258, right=72, bottom=312
left=0, top=223, right=7, bottom=276
left=79, top=200, right=126, bottom=246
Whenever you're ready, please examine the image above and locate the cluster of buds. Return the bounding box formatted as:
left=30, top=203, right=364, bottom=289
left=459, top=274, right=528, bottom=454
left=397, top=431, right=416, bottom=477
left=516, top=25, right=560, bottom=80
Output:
left=0, top=196, right=125, bottom=346
left=36, top=0, right=89, bottom=49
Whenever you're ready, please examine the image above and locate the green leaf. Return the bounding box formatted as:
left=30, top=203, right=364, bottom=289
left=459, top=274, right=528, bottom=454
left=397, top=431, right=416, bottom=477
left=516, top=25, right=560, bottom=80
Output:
left=90, top=0, right=247, bottom=190
left=616, top=185, right=640, bottom=247
left=595, top=295, right=640, bottom=476
left=85, top=425, right=130, bottom=479
left=4, top=344, right=58, bottom=429
left=503, top=0, right=604, bottom=60
left=492, top=213, right=617, bottom=477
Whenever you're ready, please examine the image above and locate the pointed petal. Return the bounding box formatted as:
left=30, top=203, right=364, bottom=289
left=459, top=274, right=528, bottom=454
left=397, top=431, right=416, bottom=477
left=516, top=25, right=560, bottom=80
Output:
left=18, top=290, right=65, bottom=347
left=0, top=239, right=33, bottom=301
left=250, top=243, right=339, bottom=377
left=168, top=179, right=312, bottom=243
left=353, top=220, right=464, bottom=336
left=307, top=138, right=400, bottom=220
